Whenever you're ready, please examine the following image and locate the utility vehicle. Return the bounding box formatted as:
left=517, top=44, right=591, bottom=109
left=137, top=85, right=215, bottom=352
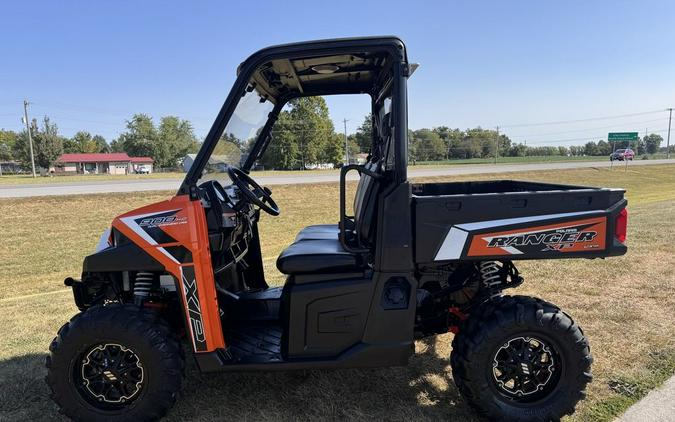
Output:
left=46, top=37, right=628, bottom=421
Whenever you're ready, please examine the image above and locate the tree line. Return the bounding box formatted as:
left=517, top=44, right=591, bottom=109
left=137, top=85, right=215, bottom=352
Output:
left=348, top=115, right=666, bottom=164
left=407, top=125, right=665, bottom=162
left=0, top=99, right=670, bottom=173
left=0, top=114, right=199, bottom=171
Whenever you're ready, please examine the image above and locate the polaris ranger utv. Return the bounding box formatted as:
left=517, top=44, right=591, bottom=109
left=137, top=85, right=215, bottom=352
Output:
left=46, top=37, right=628, bottom=421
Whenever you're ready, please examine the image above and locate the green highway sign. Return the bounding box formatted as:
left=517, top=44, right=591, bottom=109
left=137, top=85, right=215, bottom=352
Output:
left=608, top=132, right=638, bottom=141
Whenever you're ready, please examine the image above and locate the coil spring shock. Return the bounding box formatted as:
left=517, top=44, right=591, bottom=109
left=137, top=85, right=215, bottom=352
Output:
left=479, top=261, right=502, bottom=293
left=133, top=272, right=154, bottom=300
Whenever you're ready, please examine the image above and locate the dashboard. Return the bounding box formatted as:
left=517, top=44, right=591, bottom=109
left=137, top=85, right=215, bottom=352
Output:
left=199, top=179, right=258, bottom=274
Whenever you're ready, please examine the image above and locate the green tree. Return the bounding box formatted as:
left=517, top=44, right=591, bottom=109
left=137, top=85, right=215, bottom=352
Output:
left=434, top=126, right=464, bottom=159
left=14, top=117, right=64, bottom=169
left=596, top=140, right=612, bottom=156
left=464, top=128, right=504, bottom=158
left=346, top=134, right=360, bottom=162
left=508, top=143, right=528, bottom=157
left=0, top=130, right=18, bottom=161
left=109, top=137, right=125, bottom=152
left=411, top=129, right=445, bottom=161
left=353, top=113, right=372, bottom=153
left=63, top=132, right=109, bottom=154
left=264, top=112, right=300, bottom=169
left=584, top=141, right=599, bottom=156
left=643, top=133, right=663, bottom=154
left=569, top=145, right=584, bottom=156
left=71, top=131, right=98, bottom=153
left=324, top=132, right=346, bottom=166
left=114, top=114, right=197, bottom=168
left=92, top=135, right=110, bottom=153
left=115, top=114, right=157, bottom=158
left=157, top=116, right=199, bottom=168
left=62, top=138, right=78, bottom=153
left=267, top=97, right=341, bottom=169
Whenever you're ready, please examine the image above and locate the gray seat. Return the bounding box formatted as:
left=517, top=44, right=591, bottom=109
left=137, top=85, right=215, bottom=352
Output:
left=277, top=113, right=390, bottom=276
left=276, top=160, right=382, bottom=275
left=276, top=239, right=362, bottom=275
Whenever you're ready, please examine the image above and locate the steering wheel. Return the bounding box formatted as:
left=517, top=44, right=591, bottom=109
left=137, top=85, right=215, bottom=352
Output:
left=227, top=166, right=280, bottom=216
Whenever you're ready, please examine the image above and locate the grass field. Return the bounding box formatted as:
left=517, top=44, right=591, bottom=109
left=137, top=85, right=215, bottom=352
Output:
left=1, top=165, right=674, bottom=421
left=0, top=171, right=187, bottom=185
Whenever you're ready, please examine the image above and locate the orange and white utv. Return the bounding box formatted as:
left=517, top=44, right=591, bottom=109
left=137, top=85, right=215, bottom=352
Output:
left=46, top=37, right=628, bottom=421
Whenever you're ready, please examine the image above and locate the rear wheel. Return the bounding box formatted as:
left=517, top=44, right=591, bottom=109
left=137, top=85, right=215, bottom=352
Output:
left=450, top=296, right=592, bottom=421
left=46, top=304, right=184, bottom=421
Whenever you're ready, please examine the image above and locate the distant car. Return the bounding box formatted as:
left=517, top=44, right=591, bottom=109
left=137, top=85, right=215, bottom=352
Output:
left=610, top=148, right=635, bottom=161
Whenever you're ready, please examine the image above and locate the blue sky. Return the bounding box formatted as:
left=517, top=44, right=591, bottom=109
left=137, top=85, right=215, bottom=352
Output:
left=1, top=0, right=674, bottom=146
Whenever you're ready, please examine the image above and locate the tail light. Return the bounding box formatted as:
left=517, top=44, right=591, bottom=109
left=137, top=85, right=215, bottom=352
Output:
left=615, top=208, right=628, bottom=243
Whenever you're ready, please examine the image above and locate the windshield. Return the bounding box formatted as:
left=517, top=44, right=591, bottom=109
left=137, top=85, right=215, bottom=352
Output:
left=197, top=84, right=274, bottom=183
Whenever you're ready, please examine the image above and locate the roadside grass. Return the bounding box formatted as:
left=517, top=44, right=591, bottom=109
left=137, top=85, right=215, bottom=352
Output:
left=0, top=164, right=674, bottom=420
left=588, top=351, right=675, bottom=422
left=0, top=172, right=186, bottom=185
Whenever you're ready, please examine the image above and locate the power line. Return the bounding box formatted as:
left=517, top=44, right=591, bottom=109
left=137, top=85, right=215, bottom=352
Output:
left=499, top=109, right=665, bottom=128
left=522, top=127, right=671, bottom=145
left=508, top=117, right=667, bottom=139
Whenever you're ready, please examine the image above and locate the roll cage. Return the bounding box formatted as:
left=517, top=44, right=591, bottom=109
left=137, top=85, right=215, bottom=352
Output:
left=178, top=36, right=412, bottom=197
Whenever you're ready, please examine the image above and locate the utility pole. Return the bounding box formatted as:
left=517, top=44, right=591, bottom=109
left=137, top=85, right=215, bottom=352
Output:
left=494, top=125, right=499, bottom=164
left=641, top=127, right=647, bottom=156
left=343, top=118, right=349, bottom=165
left=667, top=108, right=673, bottom=159
left=23, top=100, right=37, bottom=178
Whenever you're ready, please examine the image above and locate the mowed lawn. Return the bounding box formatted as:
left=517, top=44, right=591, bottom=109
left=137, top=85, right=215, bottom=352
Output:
left=1, top=165, right=674, bottom=421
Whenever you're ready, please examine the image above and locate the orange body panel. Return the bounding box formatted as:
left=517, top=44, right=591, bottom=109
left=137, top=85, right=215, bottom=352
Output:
left=111, top=194, right=225, bottom=353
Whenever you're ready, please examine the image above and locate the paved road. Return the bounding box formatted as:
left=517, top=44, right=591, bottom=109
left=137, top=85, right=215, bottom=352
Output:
left=616, top=375, right=675, bottom=422
left=1, top=159, right=673, bottom=198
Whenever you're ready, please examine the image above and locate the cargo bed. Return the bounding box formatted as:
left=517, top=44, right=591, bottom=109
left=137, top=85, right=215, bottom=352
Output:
left=412, top=180, right=627, bottom=264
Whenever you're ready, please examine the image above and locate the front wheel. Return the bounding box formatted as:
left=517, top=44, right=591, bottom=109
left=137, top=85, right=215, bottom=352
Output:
left=450, top=296, right=592, bottom=421
left=46, top=304, right=184, bottom=421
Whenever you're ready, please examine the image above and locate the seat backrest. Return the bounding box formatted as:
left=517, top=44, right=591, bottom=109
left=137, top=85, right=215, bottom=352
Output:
left=353, top=160, right=380, bottom=246
left=352, top=161, right=380, bottom=247
left=352, top=113, right=390, bottom=247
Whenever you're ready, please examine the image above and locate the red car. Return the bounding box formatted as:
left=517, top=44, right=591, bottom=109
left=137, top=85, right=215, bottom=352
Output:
left=610, top=148, right=635, bottom=161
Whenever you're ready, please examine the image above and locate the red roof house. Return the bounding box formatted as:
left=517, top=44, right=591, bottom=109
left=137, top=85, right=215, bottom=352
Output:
left=54, top=153, right=154, bottom=175
left=57, top=153, right=131, bottom=163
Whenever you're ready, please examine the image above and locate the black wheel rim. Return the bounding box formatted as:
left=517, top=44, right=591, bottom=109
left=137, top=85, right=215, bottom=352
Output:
left=491, top=335, right=562, bottom=403
left=74, top=343, right=144, bottom=409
